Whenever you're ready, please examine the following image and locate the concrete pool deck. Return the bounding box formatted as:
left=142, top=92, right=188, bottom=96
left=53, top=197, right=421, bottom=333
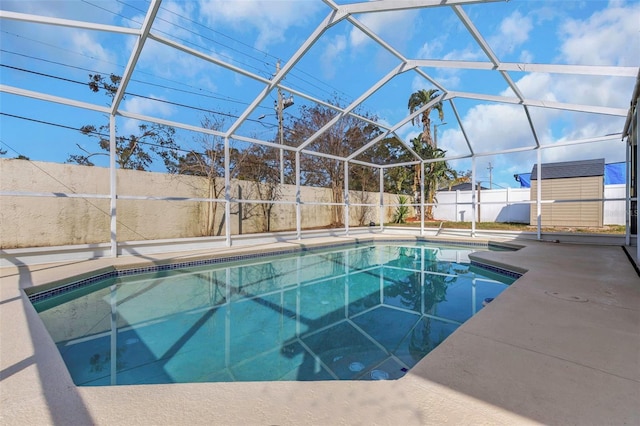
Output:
left=1, top=236, right=639, bottom=425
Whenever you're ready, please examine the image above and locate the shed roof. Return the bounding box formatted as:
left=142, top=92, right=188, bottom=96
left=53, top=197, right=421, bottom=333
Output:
left=530, top=159, right=605, bottom=181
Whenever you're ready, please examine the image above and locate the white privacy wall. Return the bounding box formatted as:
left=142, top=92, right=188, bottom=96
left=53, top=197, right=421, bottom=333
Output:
left=604, top=185, right=626, bottom=225
left=433, top=186, right=625, bottom=225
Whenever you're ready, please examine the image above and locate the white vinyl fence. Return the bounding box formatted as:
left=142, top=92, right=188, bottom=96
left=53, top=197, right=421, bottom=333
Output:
left=432, top=185, right=625, bottom=225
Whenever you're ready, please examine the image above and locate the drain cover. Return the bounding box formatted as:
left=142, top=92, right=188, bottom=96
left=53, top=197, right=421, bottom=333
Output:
left=349, top=362, right=364, bottom=372
left=370, top=370, right=389, bottom=380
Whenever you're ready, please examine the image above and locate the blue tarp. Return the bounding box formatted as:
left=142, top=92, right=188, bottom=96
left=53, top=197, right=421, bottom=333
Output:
left=515, top=162, right=625, bottom=188
left=604, top=162, right=625, bottom=185
left=515, top=173, right=531, bottom=188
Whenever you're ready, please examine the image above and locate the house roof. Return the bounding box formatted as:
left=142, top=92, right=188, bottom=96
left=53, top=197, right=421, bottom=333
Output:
left=439, top=182, right=488, bottom=191
left=530, top=159, right=605, bottom=180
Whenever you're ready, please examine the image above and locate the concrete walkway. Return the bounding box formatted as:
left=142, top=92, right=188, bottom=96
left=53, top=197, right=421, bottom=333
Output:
left=1, top=237, right=638, bottom=425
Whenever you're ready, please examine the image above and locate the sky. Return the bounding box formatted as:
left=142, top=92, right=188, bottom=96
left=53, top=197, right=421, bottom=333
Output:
left=1, top=0, right=639, bottom=189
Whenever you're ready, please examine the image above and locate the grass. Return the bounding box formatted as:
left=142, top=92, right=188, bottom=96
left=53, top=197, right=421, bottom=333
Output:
left=388, top=220, right=626, bottom=234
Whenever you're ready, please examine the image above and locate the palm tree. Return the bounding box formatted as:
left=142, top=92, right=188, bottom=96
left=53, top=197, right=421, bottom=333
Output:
left=407, top=89, right=444, bottom=147
left=407, top=89, right=444, bottom=217
left=411, top=139, right=457, bottom=220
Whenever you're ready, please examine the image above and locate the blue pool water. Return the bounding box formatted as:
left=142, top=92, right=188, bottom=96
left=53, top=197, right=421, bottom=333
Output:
left=32, top=242, right=518, bottom=385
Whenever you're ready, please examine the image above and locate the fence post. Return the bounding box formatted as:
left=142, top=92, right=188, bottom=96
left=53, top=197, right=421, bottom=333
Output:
left=506, top=186, right=511, bottom=223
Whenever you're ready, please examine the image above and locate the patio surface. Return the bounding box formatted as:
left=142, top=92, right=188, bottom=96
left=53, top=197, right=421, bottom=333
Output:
left=1, top=235, right=639, bottom=425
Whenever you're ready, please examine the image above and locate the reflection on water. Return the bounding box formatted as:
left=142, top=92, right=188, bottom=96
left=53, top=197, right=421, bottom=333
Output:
left=34, top=243, right=514, bottom=385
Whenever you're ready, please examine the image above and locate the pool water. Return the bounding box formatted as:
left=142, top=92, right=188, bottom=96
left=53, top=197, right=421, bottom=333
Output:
left=32, top=242, right=517, bottom=385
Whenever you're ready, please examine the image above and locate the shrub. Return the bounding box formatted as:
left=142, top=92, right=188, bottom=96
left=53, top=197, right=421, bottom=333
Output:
left=392, top=195, right=410, bottom=224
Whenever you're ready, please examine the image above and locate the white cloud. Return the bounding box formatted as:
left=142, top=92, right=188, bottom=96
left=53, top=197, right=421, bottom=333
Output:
left=411, top=72, right=458, bottom=93
left=320, top=35, right=347, bottom=79
left=120, top=95, right=176, bottom=134
left=489, top=11, right=533, bottom=56
left=398, top=128, right=421, bottom=146
left=199, top=0, right=323, bottom=50
left=1, top=0, right=124, bottom=22
left=519, top=50, right=534, bottom=63
left=123, top=95, right=175, bottom=117
left=349, top=9, right=419, bottom=50
left=128, top=1, right=220, bottom=81
left=558, top=1, right=640, bottom=66
left=318, top=8, right=420, bottom=80
left=503, top=72, right=557, bottom=101
left=416, top=38, right=444, bottom=60
left=442, top=47, right=484, bottom=62
left=153, top=1, right=198, bottom=40
left=460, top=103, right=534, bottom=152
left=69, top=31, right=117, bottom=67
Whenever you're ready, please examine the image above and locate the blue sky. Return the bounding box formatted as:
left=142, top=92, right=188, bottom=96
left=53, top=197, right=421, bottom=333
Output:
left=1, top=0, right=639, bottom=188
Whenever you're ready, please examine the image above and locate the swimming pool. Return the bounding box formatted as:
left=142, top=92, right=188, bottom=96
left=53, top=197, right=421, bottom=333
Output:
left=30, top=241, right=520, bottom=385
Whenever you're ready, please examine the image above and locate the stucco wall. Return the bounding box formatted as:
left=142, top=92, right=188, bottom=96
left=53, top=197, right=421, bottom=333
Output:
left=0, top=159, right=398, bottom=249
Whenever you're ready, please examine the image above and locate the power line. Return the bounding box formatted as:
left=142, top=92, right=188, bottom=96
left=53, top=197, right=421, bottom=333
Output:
left=1, top=112, right=89, bottom=133
left=0, top=29, right=122, bottom=72
left=80, top=0, right=142, bottom=26
left=2, top=15, right=350, bottom=112
left=1, top=5, right=355, bottom=127
left=94, top=0, right=352, bottom=100
left=0, top=48, right=259, bottom=109
left=0, top=32, right=261, bottom=109
left=83, top=0, right=274, bottom=77
left=1, top=112, right=190, bottom=155
left=1, top=63, right=86, bottom=87
left=1, top=63, right=279, bottom=123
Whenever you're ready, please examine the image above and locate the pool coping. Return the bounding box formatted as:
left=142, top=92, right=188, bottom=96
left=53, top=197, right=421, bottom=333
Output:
left=24, top=236, right=524, bottom=303
left=1, top=234, right=638, bottom=425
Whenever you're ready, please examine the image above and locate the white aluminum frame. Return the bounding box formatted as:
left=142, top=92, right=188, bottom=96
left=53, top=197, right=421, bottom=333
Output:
left=0, top=0, right=638, bottom=258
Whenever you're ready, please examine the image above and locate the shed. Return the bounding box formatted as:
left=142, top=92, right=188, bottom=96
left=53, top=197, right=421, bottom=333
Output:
left=529, top=159, right=605, bottom=227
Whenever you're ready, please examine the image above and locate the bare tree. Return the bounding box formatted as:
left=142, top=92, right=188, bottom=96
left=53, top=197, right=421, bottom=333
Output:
left=285, top=101, right=382, bottom=227
left=166, top=115, right=230, bottom=235
left=238, top=144, right=282, bottom=232
left=68, top=74, right=180, bottom=171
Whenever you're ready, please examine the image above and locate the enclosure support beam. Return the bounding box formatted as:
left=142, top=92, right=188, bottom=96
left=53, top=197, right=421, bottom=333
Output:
left=471, top=157, right=476, bottom=237
left=296, top=151, right=302, bottom=240
left=226, top=9, right=346, bottom=139
left=344, top=161, right=350, bottom=237
left=109, top=0, right=161, bottom=115
left=626, top=138, right=630, bottom=246
left=636, top=103, right=639, bottom=261
left=299, top=64, right=406, bottom=152
left=379, top=167, right=384, bottom=231
left=420, top=161, right=425, bottom=236
left=109, top=115, right=117, bottom=257
left=536, top=148, right=542, bottom=240
left=450, top=99, right=474, bottom=156
left=224, top=137, right=231, bottom=247
left=349, top=94, right=445, bottom=162
left=0, top=10, right=141, bottom=35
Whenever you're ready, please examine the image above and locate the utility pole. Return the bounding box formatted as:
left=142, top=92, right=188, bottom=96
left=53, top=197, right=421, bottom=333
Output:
left=276, top=60, right=284, bottom=185
left=433, top=122, right=447, bottom=149
left=487, top=162, right=493, bottom=189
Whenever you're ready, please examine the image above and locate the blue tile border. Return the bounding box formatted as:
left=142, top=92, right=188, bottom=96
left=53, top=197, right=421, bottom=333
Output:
left=27, top=238, right=518, bottom=303
left=470, top=260, right=523, bottom=280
